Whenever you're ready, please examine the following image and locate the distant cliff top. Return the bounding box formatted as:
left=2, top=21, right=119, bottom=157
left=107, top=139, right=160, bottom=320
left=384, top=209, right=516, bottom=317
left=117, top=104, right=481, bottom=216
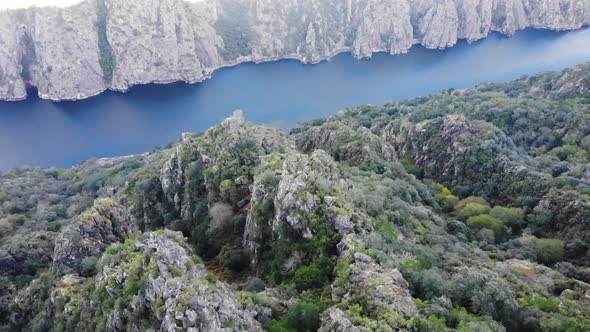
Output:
left=0, top=0, right=205, bottom=10
left=0, top=0, right=588, bottom=101
left=0, top=0, right=83, bottom=10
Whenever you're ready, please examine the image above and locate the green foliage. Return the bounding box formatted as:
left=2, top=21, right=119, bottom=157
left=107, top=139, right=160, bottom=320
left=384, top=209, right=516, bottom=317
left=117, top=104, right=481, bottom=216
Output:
left=433, top=185, right=459, bottom=212
left=375, top=222, right=398, bottom=240
left=401, top=262, right=450, bottom=300
left=334, top=258, right=352, bottom=286
left=489, top=206, right=524, bottom=230
left=124, top=281, right=142, bottom=296
left=412, top=315, right=448, bottom=332
left=454, top=196, right=491, bottom=221
left=295, top=210, right=341, bottom=257
left=451, top=268, right=516, bottom=323
left=466, top=214, right=504, bottom=238
left=167, top=265, right=184, bottom=277
left=284, top=301, right=321, bottom=332
left=80, top=256, right=98, bottom=276
left=267, top=321, right=297, bottom=332
left=242, top=277, right=267, bottom=292
left=401, top=159, right=423, bottom=178
left=518, top=294, right=560, bottom=313
left=96, top=0, right=114, bottom=83
left=293, top=264, right=327, bottom=291
left=532, top=238, right=565, bottom=265
left=219, top=246, right=249, bottom=272
left=550, top=144, right=589, bottom=162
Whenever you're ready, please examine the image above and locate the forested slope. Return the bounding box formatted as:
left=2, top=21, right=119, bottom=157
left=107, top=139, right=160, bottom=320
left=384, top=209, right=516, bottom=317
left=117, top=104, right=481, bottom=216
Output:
left=1, top=63, right=590, bottom=331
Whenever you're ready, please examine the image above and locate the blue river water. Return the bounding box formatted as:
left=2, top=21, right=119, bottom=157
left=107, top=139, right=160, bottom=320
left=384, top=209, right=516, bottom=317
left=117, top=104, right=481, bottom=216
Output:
left=1, top=28, right=590, bottom=170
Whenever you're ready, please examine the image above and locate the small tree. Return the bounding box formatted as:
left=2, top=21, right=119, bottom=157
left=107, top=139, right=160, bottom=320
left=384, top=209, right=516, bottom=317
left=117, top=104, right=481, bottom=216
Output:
left=293, top=265, right=326, bottom=291
left=208, top=203, right=234, bottom=232
left=454, top=196, right=491, bottom=221
left=467, top=214, right=504, bottom=237
left=533, top=238, right=565, bottom=265
left=80, top=256, right=99, bottom=276
left=285, top=301, right=321, bottom=332
left=489, top=206, right=524, bottom=230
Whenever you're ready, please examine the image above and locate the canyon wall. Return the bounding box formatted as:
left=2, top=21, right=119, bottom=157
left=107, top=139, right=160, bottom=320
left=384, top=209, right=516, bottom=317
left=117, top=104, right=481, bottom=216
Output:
left=0, top=0, right=588, bottom=101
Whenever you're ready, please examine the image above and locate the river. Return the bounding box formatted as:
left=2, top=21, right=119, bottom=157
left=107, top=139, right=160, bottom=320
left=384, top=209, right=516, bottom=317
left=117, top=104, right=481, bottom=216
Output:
left=1, top=28, right=590, bottom=170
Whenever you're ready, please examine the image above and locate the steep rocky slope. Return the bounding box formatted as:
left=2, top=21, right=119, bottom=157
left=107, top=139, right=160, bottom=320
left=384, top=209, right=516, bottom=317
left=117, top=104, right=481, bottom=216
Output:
left=1, top=64, right=590, bottom=331
left=0, top=0, right=589, bottom=101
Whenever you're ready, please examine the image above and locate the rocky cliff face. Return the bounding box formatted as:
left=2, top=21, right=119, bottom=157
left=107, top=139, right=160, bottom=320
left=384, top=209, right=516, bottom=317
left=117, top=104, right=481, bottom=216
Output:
left=0, top=0, right=589, bottom=101
left=52, top=198, right=134, bottom=272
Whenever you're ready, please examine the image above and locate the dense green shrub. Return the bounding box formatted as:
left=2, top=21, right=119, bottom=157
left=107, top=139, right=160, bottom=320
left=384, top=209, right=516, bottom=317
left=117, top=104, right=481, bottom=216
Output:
left=80, top=256, right=99, bottom=276
left=242, top=277, right=267, bottom=292
left=454, top=197, right=491, bottom=221
left=219, top=246, right=250, bottom=272
left=518, top=294, right=560, bottom=313
left=284, top=301, right=321, bottom=332
left=401, top=159, right=423, bottom=178
left=294, top=265, right=326, bottom=291
left=466, top=214, right=504, bottom=237
left=412, top=315, right=448, bottom=332
left=550, top=144, right=589, bottom=161
left=489, top=206, right=524, bottom=229
left=532, top=238, right=565, bottom=265
left=451, top=268, right=517, bottom=323
left=435, top=186, right=460, bottom=212
left=401, top=259, right=451, bottom=301
left=293, top=257, right=334, bottom=291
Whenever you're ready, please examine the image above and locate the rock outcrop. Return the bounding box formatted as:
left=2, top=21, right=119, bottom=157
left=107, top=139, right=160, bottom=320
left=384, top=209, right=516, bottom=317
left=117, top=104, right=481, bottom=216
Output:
left=0, top=0, right=589, bottom=101
left=530, top=188, right=590, bottom=244
left=385, top=114, right=552, bottom=206
left=243, top=149, right=366, bottom=266
left=52, top=198, right=133, bottom=271
left=321, top=235, right=418, bottom=330
left=90, top=230, right=263, bottom=331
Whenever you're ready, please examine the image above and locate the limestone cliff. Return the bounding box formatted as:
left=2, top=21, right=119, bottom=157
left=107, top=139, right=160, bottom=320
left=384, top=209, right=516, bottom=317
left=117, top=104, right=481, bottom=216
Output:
left=0, top=0, right=588, bottom=101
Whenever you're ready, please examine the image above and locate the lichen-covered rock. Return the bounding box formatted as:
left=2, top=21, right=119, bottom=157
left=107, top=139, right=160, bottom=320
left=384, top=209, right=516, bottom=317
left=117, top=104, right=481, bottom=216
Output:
left=197, top=110, right=289, bottom=200
left=319, top=308, right=359, bottom=332
left=295, top=121, right=398, bottom=166
left=244, top=149, right=367, bottom=266
left=52, top=198, right=133, bottom=271
left=238, top=287, right=293, bottom=325
left=494, top=259, right=590, bottom=320
left=91, top=230, right=262, bottom=331
left=326, top=237, right=417, bottom=330
left=9, top=230, right=262, bottom=331
left=386, top=114, right=551, bottom=206
left=160, top=148, right=184, bottom=211
left=494, top=259, right=568, bottom=296
left=529, top=189, right=590, bottom=245
left=272, top=150, right=342, bottom=238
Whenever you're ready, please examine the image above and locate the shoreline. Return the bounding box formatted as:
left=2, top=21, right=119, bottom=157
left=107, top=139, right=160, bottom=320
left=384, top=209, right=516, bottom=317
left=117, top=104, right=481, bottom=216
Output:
left=2, top=25, right=587, bottom=103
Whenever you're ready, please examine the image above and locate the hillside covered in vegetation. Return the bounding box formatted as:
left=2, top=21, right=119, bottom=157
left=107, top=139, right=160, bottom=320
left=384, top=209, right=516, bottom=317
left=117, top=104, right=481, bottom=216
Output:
left=1, top=63, right=590, bottom=331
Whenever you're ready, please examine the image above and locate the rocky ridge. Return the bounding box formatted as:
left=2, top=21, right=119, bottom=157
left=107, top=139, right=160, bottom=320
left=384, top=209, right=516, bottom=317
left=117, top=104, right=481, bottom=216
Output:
left=0, top=0, right=589, bottom=101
